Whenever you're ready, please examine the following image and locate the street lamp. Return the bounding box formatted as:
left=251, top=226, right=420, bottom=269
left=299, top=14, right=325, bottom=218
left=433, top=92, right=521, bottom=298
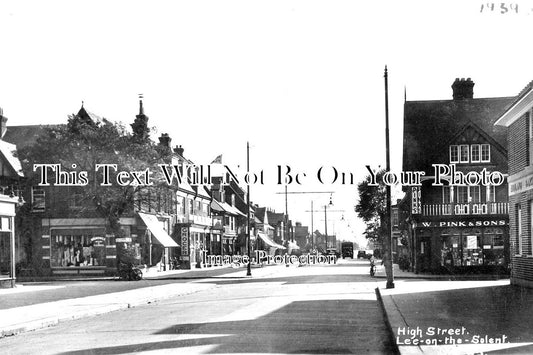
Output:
left=324, top=194, right=333, bottom=252
left=246, top=142, right=251, bottom=277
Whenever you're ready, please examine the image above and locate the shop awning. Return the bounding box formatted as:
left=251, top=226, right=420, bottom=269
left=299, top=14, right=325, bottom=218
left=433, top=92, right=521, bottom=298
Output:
left=257, top=233, right=285, bottom=249
left=288, top=241, right=300, bottom=250
left=210, top=200, right=246, bottom=217
left=138, top=212, right=179, bottom=248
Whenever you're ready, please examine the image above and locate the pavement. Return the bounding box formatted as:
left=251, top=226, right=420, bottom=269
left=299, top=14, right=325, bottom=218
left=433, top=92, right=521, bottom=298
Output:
left=0, top=263, right=286, bottom=339
left=374, top=262, right=509, bottom=280
left=374, top=263, right=533, bottom=354
left=3, top=259, right=533, bottom=355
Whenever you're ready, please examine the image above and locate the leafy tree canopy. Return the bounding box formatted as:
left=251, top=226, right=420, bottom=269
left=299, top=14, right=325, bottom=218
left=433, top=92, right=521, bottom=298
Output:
left=18, top=113, right=172, bottom=231
left=355, top=169, right=387, bottom=242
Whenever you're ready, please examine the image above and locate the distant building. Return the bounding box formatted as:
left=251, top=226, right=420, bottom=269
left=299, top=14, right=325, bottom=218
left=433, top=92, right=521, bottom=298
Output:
left=314, top=230, right=336, bottom=252
left=254, top=207, right=284, bottom=255
left=294, top=222, right=309, bottom=249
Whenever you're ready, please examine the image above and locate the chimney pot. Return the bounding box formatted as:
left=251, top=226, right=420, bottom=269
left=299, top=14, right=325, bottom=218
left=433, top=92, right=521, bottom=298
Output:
left=452, top=77, right=475, bottom=100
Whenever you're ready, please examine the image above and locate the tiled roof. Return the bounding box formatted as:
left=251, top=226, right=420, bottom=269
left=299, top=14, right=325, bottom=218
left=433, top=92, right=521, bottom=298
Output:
left=3, top=124, right=64, bottom=150
left=267, top=211, right=285, bottom=225
left=402, top=97, right=514, bottom=173
left=0, top=140, right=23, bottom=177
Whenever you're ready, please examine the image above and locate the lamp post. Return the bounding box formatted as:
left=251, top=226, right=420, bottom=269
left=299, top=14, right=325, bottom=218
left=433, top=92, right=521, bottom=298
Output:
left=324, top=195, right=333, bottom=252
left=384, top=66, right=394, bottom=289
left=246, top=141, right=251, bottom=277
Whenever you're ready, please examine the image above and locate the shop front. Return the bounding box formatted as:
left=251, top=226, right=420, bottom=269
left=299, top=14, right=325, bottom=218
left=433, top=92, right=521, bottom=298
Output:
left=42, top=218, right=119, bottom=276
left=176, top=223, right=211, bottom=269
left=257, top=232, right=285, bottom=256
left=0, top=195, right=18, bottom=288
left=414, top=217, right=509, bottom=274
left=41, top=216, right=166, bottom=276
left=137, top=212, right=178, bottom=271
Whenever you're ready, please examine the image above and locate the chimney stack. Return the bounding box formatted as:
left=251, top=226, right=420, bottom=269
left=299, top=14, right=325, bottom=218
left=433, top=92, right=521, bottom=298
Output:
left=452, top=78, right=475, bottom=100
left=174, top=145, right=184, bottom=156
left=158, top=133, right=171, bottom=148
left=0, top=108, right=7, bottom=139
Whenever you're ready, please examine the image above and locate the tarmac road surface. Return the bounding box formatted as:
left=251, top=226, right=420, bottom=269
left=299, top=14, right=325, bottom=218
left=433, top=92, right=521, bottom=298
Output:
left=0, top=259, right=397, bottom=354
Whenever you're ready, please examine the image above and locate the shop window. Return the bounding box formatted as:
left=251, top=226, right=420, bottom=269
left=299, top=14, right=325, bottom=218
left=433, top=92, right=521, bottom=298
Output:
left=481, top=144, right=490, bottom=162
left=392, top=209, right=399, bottom=226
left=69, top=189, right=84, bottom=209
left=486, top=185, right=496, bottom=203
left=450, top=145, right=459, bottom=163
left=471, top=145, right=480, bottom=163
left=196, top=200, right=202, bottom=215
left=517, top=204, right=523, bottom=255
left=462, top=230, right=483, bottom=266
left=530, top=200, right=533, bottom=256
left=441, top=235, right=461, bottom=267
left=50, top=229, right=106, bottom=267
left=179, top=197, right=186, bottom=214
left=0, top=232, right=11, bottom=277
left=482, top=229, right=506, bottom=266
left=470, top=186, right=481, bottom=203
left=31, top=187, right=46, bottom=212
left=0, top=217, right=11, bottom=232
left=526, top=111, right=531, bottom=166
left=460, top=145, right=469, bottom=163
left=456, top=186, right=468, bottom=204
left=530, top=109, right=533, bottom=166
left=442, top=186, right=452, bottom=204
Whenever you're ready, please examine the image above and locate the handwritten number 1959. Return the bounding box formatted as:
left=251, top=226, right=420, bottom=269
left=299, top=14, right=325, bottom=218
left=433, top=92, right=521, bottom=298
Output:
left=480, top=3, right=519, bottom=14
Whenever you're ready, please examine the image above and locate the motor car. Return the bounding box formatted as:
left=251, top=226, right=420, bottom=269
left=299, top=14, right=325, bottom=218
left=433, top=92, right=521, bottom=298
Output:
left=357, top=250, right=367, bottom=259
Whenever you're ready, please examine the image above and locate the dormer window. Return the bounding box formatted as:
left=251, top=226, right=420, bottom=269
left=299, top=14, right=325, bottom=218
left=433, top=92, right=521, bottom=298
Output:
left=481, top=144, right=490, bottom=162
left=471, top=145, right=480, bottom=162
left=459, top=145, right=469, bottom=163
left=450, top=145, right=459, bottom=163
left=450, top=144, right=490, bottom=164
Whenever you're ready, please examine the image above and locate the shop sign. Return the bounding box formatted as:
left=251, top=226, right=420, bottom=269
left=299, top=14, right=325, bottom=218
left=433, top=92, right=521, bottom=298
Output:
left=115, top=237, right=132, bottom=243
left=411, top=186, right=421, bottom=214
left=91, top=236, right=106, bottom=243
left=509, top=174, right=533, bottom=196
left=466, top=235, right=477, bottom=249
left=418, top=220, right=507, bottom=228
left=181, top=227, right=189, bottom=256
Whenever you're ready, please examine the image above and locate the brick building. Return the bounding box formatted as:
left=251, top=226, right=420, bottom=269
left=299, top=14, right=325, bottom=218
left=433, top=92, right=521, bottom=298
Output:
left=6, top=102, right=180, bottom=277
left=402, top=78, right=513, bottom=274
left=494, top=80, right=533, bottom=287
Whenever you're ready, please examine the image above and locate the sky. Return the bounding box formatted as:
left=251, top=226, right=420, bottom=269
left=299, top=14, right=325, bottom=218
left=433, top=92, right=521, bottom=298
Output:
left=1, top=0, right=533, bottom=247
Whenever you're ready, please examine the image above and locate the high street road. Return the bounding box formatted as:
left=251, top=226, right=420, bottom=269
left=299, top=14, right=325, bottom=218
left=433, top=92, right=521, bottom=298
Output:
left=0, top=259, right=397, bottom=354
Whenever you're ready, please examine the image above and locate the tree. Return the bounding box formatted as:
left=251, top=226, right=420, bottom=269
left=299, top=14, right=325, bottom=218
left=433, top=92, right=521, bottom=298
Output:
left=18, top=112, right=174, bottom=267
left=355, top=169, right=387, bottom=246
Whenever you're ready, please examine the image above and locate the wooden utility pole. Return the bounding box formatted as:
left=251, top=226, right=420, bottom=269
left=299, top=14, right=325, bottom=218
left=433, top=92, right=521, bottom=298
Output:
left=384, top=66, right=395, bottom=289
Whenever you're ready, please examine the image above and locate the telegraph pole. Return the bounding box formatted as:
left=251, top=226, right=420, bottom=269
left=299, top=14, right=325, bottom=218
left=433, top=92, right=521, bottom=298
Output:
left=246, top=142, right=252, bottom=277
left=384, top=66, right=394, bottom=289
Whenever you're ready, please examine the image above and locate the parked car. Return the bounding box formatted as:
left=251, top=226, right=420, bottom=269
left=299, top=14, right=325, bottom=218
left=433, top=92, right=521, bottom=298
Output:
left=357, top=250, right=367, bottom=259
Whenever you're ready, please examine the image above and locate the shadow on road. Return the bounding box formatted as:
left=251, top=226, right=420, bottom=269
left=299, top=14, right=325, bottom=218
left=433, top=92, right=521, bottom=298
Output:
left=390, top=283, right=533, bottom=354
left=58, top=299, right=398, bottom=355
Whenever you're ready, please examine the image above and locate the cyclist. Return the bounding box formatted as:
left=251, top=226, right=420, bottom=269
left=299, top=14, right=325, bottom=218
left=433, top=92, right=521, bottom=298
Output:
left=369, top=255, right=376, bottom=277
